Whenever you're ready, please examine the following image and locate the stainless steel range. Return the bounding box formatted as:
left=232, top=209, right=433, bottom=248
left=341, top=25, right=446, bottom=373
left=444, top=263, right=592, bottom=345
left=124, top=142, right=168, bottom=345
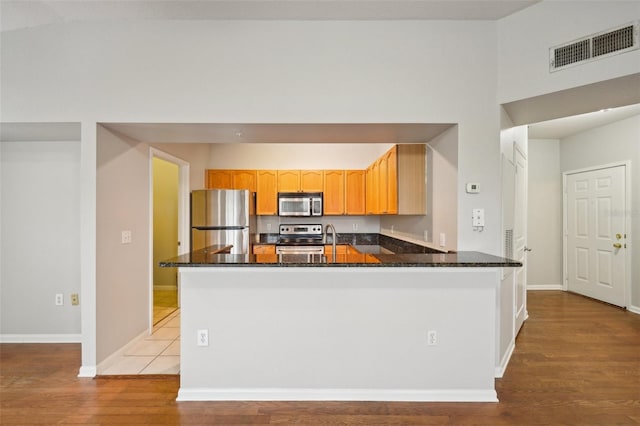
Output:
left=275, top=224, right=325, bottom=255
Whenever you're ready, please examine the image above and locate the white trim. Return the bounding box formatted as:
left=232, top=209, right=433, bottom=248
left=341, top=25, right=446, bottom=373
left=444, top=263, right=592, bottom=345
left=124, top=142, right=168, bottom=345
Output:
left=527, top=284, right=564, bottom=290
left=80, top=121, right=97, bottom=385
left=627, top=305, right=640, bottom=315
left=177, top=388, right=498, bottom=403
left=562, top=161, right=632, bottom=308
left=148, top=147, right=190, bottom=332
left=0, top=334, right=82, bottom=343
left=495, top=340, right=515, bottom=378
left=78, top=366, right=97, bottom=378
left=96, top=329, right=148, bottom=375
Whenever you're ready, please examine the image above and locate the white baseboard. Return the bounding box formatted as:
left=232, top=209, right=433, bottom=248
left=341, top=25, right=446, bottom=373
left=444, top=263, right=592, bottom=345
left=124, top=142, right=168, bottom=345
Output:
left=177, top=388, right=498, bottom=402
left=0, top=333, right=81, bottom=343
left=495, top=340, right=515, bottom=378
left=96, top=329, right=150, bottom=374
left=78, top=366, right=97, bottom=378
left=627, top=305, right=640, bottom=315
left=527, top=284, right=563, bottom=291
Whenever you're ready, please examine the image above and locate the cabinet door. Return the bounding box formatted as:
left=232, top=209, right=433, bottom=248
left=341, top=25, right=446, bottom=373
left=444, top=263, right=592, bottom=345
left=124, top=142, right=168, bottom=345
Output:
left=206, top=170, right=233, bottom=189
left=323, top=170, right=345, bottom=215
left=300, top=170, right=324, bottom=192
left=277, top=170, right=300, bottom=192
left=372, top=160, right=381, bottom=214
left=365, top=165, right=376, bottom=214
left=252, top=244, right=275, bottom=254
left=345, top=170, right=366, bottom=215
left=257, top=170, right=278, bottom=215
left=378, top=156, right=389, bottom=214
left=386, top=146, right=398, bottom=214
left=324, top=244, right=347, bottom=254
left=233, top=170, right=257, bottom=192
left=365, top=254, right=381, bottom=264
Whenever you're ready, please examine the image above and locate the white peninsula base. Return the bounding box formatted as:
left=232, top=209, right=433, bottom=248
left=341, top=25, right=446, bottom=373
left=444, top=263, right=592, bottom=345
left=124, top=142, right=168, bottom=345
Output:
left=177, top=267, right=501, bottom=402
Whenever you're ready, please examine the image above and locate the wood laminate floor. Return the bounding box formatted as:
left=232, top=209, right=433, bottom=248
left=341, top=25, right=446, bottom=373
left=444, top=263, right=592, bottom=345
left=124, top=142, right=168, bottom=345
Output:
left=1, top=291, right=639, bottom=424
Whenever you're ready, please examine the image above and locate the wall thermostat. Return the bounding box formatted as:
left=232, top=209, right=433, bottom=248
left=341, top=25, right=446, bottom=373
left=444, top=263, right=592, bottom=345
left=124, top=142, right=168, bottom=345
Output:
left=466, top=183, right=480, bottom=193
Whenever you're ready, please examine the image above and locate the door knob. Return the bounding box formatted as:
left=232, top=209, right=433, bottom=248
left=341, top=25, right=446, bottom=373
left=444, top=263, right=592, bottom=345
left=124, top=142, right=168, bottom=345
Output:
left=524, top=247, right=532, bottom=252
left=613, top=243, right=622, bottom=249
left=615, top=233, right=622, bottom=240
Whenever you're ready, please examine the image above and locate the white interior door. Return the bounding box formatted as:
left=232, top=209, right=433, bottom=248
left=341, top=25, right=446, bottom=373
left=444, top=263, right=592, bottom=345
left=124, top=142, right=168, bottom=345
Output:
left=513, top=148, right=528, bottom=333
left=565, top=165, right=627, bottom=307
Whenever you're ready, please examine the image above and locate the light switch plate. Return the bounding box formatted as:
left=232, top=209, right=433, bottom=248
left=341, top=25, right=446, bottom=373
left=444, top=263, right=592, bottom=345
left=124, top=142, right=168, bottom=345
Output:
left=472, top=208, right=485, bottom=227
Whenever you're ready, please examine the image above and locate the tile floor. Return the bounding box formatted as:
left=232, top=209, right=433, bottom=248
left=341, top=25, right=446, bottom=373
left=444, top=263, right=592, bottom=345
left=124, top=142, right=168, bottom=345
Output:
left=100, top=290, right=180, bottom=375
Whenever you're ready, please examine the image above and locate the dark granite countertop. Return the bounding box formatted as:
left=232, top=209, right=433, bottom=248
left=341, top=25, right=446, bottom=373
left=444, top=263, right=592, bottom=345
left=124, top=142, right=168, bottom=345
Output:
left=160, top=250, right=521, bottom=268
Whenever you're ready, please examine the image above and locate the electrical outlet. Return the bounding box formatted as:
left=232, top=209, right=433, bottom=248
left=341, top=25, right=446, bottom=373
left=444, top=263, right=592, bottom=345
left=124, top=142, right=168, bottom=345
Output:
left=71, top=294, right=79, bottom=306
left=55, top=294, right=64, bottom=306
left=424, top=230, right=429, bottom=241
left=427, top=330, right=437, bottom=346
left=121, top=230, right=132, bottom=244
left=197, top=329, right=209, bottom=347
left=391, top=225, right=395, bottom=234
left=267, top=223, right=272, bottom=231
left=439, top=233, right=446, bottom=247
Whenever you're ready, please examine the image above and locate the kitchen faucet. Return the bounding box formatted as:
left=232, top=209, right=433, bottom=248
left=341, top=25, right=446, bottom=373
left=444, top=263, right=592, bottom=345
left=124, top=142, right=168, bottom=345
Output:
left=324, top=223, right=337, bottom=263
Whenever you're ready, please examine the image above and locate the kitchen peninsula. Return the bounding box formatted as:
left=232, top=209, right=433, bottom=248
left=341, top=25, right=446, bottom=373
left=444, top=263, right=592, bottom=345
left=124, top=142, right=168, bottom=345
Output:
left=161, top=237, right=521, bottom=403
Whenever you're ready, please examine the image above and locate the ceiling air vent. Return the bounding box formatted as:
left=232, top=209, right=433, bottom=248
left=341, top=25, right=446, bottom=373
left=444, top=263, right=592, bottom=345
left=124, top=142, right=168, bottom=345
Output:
left=550, top=21, right=639, bottom=72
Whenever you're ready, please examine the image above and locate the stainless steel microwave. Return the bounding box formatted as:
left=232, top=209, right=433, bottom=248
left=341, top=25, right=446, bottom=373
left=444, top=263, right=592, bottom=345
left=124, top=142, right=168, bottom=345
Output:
left=278, top=192, right=323, bottom=217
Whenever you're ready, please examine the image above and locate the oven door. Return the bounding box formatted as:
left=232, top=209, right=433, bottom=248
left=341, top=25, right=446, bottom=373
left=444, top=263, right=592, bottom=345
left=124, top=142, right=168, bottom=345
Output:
left=275, top=245, right=325, bottom=255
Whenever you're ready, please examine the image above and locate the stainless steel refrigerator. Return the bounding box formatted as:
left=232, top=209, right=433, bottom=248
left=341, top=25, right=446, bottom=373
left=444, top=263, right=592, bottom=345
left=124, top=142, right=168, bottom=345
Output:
left=190, top=189, right=255, bottom=254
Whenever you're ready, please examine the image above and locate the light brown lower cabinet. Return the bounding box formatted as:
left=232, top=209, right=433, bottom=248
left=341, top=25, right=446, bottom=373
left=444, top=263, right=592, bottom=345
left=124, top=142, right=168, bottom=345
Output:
left=252, top=244, right=276, bottom=255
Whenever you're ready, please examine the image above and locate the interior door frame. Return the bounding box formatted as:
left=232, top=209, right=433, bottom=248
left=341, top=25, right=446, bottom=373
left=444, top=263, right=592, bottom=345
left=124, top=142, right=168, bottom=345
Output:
left=148, top=147, right=190, bottom=332
left=562, top=160, right=632, bottom=308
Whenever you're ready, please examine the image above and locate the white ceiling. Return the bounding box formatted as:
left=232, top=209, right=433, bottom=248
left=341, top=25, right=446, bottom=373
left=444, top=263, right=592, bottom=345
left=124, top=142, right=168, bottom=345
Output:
left=0, top=0, right=540, bottom=32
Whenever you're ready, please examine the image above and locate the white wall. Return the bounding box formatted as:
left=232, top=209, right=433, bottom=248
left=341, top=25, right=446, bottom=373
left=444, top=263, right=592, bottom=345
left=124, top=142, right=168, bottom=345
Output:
left=96, top=126, right=150, bottom=362
left=498, top=1, right=640, bottom=104
left=1, top=19, right=503, bottom=254
left=0, top=141, right=81, bottom=340
left=209, top=143, right=391, bottom=170
left=560, top=114, right=640, bottom=309
left=527, top=139, right=563, bottom=288
left=1, top=4, right=638, bottom=368
left=428, top=127, right=459, bottom=251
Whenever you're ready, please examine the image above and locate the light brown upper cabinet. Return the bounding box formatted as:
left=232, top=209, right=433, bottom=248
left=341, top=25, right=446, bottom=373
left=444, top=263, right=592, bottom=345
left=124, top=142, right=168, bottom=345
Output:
left=233, top=170, right=257, bottom=192
left=365, top=144, right=425, bottom=215
left=365, top=164, right=377, bottom=215
left=277, top=170, right=300, bottom=192
left=300, top=170, right=324, bottom=192
left=323, top=170, right=345, bottom=215
left=345, top=170, right=366, bottom=215
left=206, top=169, right=256, bottom=192
left=206, top=169, right=233, bottom=189
left=278, top=170, right=324, bottom=192
left=257, top=170, right=278, bottom=215
left=379, top=146, right=398, bottom=215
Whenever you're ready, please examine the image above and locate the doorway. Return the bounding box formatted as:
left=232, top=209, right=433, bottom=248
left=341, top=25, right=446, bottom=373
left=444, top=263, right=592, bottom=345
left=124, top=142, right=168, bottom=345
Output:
left=564, top=163, right=629, bottom=307
left=149, top=148, right=190, bottom=328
